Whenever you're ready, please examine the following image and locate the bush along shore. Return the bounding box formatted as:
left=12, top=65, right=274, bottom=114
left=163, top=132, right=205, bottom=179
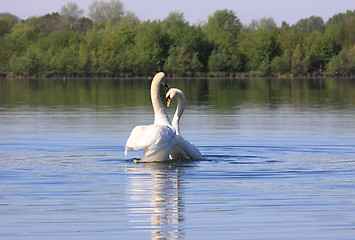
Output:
left=0, top=1, right=354, bottom=78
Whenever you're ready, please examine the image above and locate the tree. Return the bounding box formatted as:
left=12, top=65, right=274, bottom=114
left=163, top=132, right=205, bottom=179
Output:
left=164, top=46, right=203, bottom=74
left=95, top=19, right=138, bottom=74
left=60, top=2, right=84, bottom=19
left=1, top=7, right=355, bottom=77
left=88, top=0, right=124, bottom=22
left=239, top=28, right=278, bottom=73
left=36, top=12, right=92, bottom=33
left=59, top=2, right=89, bottom=32
left=207, top=48, right=244, bottom=73
left=275, top=28, right=306, bottom=74
left=271, top=54, right=291, bottom=73
left=247, top=17, right=277, bottom=30
left=203, top=9, right=241, bottom=49
left=306, top=32, right=335, bottom=72
left=325, top=10, right=355, bottom=49
left=161, top=11, right=188, bottom=40
left=162, top=12, right=211, bottom=74
left=47, top=32, right=81, bottom=74
left=294, top=16, right=325, bottom=34
left=4, top=18, right=39, bottom=58
left=203, top=10, right=243, bottom=72
left=0, top=13, right=19, bottom=35
left=22, top=46, right=42, bottom=75
left=132, top=21, right=169, bottom=74
left=280, top=21, right=290, bottom=31
left=37, top=13, right=63, bottom=34
left=291, top=44, right=310, bottom=75
left=258, top=17, right=277, bottom=30
left=327, top=46, right=355, bottom=75
left=247, top=19, right=259, bottom=31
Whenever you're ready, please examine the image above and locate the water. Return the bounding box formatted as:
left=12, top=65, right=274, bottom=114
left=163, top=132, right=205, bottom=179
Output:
left=1, top=78, right=355, bottom=239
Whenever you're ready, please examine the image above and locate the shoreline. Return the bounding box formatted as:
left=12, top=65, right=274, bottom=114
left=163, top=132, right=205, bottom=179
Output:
left=1, top=72, right=354, bottom=80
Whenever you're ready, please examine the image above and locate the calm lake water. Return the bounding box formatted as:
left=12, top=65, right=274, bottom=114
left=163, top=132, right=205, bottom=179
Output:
left=1, top=77, right=355, bottom=239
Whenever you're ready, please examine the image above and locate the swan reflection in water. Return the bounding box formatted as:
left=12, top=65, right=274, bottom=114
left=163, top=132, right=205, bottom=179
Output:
left=126, top=162, right=186, bottom=239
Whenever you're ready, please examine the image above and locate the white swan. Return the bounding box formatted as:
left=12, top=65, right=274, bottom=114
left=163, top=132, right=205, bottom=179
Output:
left=125, top=72, right=176, bottom=162
left=166, top=88, right=202, bottom=160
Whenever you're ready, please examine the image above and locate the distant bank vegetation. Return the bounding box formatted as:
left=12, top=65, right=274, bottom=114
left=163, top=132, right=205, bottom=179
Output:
left=0, top=0, right=354, bottom=78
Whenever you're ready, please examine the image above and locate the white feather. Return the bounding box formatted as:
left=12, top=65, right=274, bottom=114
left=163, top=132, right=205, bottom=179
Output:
left=125, top=125, right=176, bottom=161
left=166, top=88, right=202, bottom=160
left=124, top=72, right=176, bottom=162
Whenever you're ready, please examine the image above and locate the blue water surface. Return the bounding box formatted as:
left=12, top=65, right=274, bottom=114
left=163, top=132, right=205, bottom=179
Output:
left=1, top=78, right=355, bottom=239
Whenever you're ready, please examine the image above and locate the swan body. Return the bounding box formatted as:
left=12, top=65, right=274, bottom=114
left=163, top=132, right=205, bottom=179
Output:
left=166, top=88, right=202, bottom=160
left=125, top=72, right=176, bottom=162
left=125, top=124, right=176, bottom=162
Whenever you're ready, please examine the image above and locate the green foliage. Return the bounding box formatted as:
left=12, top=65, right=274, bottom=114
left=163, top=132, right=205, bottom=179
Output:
left=165, top=46, right=203, bottom=75
left=270, top=54, right=291, bottom=73
left=239, top=29, right=278, bottom=74
left=0, top=13, right=19, bottom=35
left=306, top=32, right=335, bottom=71
left=325, top=10, right=355, bottom=49
left=290, top=44, right=310, bottom=75
left=36, top=13, right=92, bottom=34
left=131, top=21, right=169, bottom=74
left=294, top=16, right=325, bottom=34
left=0, top=5, right=354, bottom=77
left=208, top=48, right=244, bottom=73
left=162, top=12, right=211, bottom=74
left=203, top=10, right=243, bottom=73
left=203, top=9, right=242, bottom=49
left=327, top=46, right=355, bottom=75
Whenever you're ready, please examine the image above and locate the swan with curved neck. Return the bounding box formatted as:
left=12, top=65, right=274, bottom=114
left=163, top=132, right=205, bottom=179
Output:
left=166, top=88, right=202, bottom=160
left=166, top=88, right=185, bottom=134
left=125, top=72, right=176, bottom=162
left=151, top=72, right=170, bottom=126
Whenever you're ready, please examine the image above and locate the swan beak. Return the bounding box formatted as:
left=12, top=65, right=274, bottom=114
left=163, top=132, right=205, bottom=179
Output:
left=164, top=83, right=170, bottom=90
left=166, top=96, right=172, bottom=107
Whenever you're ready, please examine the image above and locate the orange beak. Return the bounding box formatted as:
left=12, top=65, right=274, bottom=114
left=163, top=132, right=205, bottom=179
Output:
left=166, top=97, right=172, bottom=107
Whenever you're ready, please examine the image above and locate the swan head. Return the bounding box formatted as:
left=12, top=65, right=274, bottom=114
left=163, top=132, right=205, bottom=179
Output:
left=165, top=88, right=184, bottom=107
left=153, top=72, right=170, bottom=90
left=166, top=96, right=172, bottom=107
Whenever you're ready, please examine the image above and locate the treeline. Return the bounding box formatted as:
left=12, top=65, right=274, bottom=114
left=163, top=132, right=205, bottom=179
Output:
left=0, top=0, right=354, bottom=77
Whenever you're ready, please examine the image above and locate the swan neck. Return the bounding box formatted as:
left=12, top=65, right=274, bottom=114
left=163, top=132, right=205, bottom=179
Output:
left=172, top=94, right=185, bottom=134
left=151, top=75, right=170, bottom=126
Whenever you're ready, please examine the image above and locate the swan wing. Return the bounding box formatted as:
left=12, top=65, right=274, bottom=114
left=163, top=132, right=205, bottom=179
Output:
left=125, top=125, right=156, bottom=154
left=175, top=135, right=202, bottom=160
left=170, top=143, right=190, bottom=160
left=125, top=125, right=176, bottom=161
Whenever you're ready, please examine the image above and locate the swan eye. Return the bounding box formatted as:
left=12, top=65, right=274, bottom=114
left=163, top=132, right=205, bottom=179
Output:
left=164, top=83, right=170, bottom=90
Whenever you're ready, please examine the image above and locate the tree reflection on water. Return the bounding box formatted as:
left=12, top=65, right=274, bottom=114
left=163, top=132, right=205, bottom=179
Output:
left=1, top=78, right=355, bottom=110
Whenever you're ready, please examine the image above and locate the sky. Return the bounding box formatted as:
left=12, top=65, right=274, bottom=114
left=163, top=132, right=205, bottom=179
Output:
left=1, top=0, right=354, bottom=25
